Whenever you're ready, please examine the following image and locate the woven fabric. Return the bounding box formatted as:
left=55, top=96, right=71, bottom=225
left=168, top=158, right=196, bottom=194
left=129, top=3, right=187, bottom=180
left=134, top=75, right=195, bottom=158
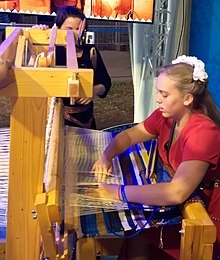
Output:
left=78, top=138, right=182, bottom=236
left=62, top=126, right=205, bottom=237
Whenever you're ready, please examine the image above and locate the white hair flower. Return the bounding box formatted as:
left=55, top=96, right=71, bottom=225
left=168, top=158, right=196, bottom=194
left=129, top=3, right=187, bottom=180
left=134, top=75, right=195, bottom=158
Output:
left=172, top=55, right=208, bottom=82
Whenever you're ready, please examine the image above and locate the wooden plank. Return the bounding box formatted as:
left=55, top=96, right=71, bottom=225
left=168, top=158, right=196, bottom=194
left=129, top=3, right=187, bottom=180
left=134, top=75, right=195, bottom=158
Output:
left=47, top=26, right=58, bottom=66
left=15, top=35, right=26, bottom=67
left=0, top=240, right=5, bottom=260
left=68, top=77, right=80, bottom=97
left=201, top=244, right=214, bottom=260
left=6, top=97, right=47, bottom=260
left=95, top=236, right=123, bottom=256
left=0, top=68, right=93, bottom=98
left=66, top=30, right=78, bottom=69
left=181, top=202, right=216, bottom=243
left=180, top=219, right=200, bottom=260
left=48, top=26, right=57, bottom=54
left=76, top=237, right=96, bottom=260
left=5, top=27, right=77, bottom=63
left=45, top=99, right=64, bottom=224
left=47, top=190, right=61, bottom=224
left=180, top=201, right=216, bottom=260
left=182, top=202, right=212, bottom=222
left=180, top=219, right=214, bottom=260
left=22, top=29, right=45, bottom=59
left=6, top=28, right=77, bottom=46
left=35, top=193, right=58, bottom=259
left=0, top=28, right=22, bottom=61
left=45, top=98, right=63, bottom=192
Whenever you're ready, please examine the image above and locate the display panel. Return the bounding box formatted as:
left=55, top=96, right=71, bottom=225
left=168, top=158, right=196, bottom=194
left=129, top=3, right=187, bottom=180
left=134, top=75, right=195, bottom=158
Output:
left=0, top=0, right=155, bottom=23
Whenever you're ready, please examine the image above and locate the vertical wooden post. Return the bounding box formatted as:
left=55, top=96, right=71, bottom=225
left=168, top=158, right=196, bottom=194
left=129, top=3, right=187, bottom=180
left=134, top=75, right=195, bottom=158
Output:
left=0, top=240, right=5, bottom=260
left=180, top=202, right=216, bottom=260
left=76, top=237, right=96, bottom=260
left=35, top=193, right=58, bottom=259
left=6, top=97, right=47, bottom=260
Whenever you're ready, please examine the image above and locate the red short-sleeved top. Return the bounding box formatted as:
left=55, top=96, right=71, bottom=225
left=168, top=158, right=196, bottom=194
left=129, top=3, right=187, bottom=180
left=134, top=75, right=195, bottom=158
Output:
left=144, top=108, right=220, bottom=259
left=143, top=108, right=220, bottom=183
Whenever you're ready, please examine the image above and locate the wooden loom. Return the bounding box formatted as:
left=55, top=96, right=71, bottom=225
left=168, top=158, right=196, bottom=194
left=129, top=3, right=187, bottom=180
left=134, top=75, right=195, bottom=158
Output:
left=0, top=27, right=217, bottom=260
left=0, top=26, right=93, bottom=260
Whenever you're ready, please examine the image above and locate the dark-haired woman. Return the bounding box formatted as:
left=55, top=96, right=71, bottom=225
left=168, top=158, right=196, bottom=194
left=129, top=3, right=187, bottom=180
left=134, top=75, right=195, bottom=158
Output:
left=34, top=6, right=111, bottom=129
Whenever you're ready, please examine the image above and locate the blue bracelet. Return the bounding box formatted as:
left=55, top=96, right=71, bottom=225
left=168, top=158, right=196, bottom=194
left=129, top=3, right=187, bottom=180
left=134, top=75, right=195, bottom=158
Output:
left=121, top=185, right=129, bottom=203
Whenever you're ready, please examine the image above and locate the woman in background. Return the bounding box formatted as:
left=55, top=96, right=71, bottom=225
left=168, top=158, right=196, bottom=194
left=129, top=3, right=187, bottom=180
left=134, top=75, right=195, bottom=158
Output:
left=34, top=6, right=111, bottom=129
left=55, top=6, right=111, bottom=128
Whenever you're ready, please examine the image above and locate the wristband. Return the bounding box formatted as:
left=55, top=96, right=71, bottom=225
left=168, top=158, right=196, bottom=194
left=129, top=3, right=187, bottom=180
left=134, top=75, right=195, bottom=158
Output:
left=118, top=185, right=122, bottom=201
left=121, top=185, right=129, bottom=203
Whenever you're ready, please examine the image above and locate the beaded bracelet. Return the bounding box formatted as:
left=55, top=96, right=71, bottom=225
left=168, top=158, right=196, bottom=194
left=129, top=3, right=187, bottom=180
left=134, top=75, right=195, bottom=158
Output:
left=120, top=185, right=129, bottom=203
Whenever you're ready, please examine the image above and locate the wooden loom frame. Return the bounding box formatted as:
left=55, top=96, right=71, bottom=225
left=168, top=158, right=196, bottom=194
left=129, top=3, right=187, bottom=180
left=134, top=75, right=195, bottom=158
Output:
left=0, top=27, right=217, bottom=260
left=0, top=26, right=93, bottom=260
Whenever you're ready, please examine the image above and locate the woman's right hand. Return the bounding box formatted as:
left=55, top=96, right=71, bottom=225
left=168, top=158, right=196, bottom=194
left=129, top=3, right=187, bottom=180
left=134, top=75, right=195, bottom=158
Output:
left=32, top=24, right=49, bottom=30
left=92, top=154, right=113, bottom=174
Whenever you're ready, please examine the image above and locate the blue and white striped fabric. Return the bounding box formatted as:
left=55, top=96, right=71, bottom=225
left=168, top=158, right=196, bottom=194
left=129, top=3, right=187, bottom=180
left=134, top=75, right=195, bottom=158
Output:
left=79, top=138, right=182, bottom=236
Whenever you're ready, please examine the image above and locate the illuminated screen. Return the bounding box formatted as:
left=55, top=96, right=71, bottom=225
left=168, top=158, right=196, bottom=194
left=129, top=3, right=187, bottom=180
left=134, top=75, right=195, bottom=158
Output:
left=0, top=0, right=155, bottom=23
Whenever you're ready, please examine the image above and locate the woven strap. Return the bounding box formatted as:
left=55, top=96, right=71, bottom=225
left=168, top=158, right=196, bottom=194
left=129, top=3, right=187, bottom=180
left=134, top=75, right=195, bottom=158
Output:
left=64, top=104, right=91, bottom=114
left=200, top=178, right=220, bottom=189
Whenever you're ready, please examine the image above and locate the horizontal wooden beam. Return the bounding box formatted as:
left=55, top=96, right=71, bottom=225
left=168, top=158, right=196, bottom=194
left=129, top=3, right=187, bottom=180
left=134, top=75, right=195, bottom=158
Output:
left=0, top=68, right=93, bottom=97
left=182, top=202, right=216, bottom=238
left=6, top=27, right=77, bottom=46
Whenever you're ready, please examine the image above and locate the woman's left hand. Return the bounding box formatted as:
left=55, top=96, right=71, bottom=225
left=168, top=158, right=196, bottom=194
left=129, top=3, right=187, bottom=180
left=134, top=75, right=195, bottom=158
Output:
left=75, top=97, right=93, bottom=105
left=85, top=183, right=120, bottom=200
left=74, top=82, right=105, bottom=104
left=32, top=24, right=49, bottom=30
left=73, top=84, right=105, bottom=105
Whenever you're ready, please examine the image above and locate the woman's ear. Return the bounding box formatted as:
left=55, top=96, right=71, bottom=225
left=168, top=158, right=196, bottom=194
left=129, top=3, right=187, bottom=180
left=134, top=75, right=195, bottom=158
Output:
left=183, top=93, right=194, bottom=106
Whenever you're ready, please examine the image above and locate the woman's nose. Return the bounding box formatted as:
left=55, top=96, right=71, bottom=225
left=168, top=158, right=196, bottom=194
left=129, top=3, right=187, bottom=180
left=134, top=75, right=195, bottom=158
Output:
left=156, top=96, right=162, bottom=104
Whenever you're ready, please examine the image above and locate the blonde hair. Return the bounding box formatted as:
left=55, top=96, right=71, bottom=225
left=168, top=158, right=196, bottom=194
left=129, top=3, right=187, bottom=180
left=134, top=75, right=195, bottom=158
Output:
left=157, top=63, right=220, bottom=127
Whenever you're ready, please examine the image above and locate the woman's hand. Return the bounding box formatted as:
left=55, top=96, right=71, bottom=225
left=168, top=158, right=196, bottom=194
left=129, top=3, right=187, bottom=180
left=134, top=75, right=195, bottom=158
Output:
left=32, top=24, right=49, bottom=30
left=92, top=154, right=113, bottom=174
left=85, top=183, right=120, bottom=200
left=72, top=83, right=106, bottom=105
left=75, top=97, right=93, bottom=105
left=93, top=84, right=106, bottom=97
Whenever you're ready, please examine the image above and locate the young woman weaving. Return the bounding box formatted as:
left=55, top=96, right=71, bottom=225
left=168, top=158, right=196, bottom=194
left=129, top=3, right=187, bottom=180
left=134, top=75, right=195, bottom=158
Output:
left=89, top=55, right=220, bottom=259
